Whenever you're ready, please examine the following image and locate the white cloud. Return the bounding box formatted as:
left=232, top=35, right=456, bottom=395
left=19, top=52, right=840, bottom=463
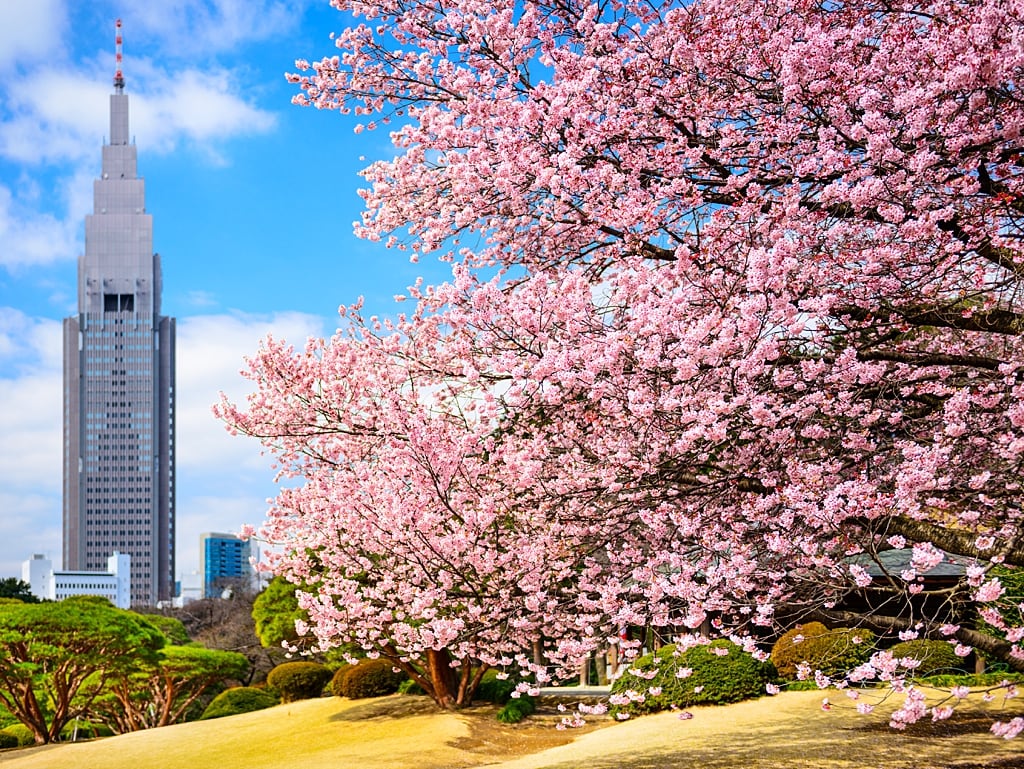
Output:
left=136, top=67, right=277, bottom=154
left=0, top=73, right=109, bottom=166
left=175, top=310, right=326, bottom=472
left=0, top=490, right=63, bottom=578
left=0, top=308, right=62, bottom=376
left=174, top=311, right=327, bottom=575
left=0, top=166, right=93, bottom=271
left=0, top=311, right=63, bottom=576
left=0, top=0, right=67, bottom=73
left=126, top=0, right=308, bottom=57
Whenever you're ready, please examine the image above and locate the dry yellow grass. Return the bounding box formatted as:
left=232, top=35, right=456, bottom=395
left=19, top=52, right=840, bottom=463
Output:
left=490, top=689, right=1024, bottom=769
left=0, top=697, right=475, bottom=769
left=0, top=689, right=1021, bottom=769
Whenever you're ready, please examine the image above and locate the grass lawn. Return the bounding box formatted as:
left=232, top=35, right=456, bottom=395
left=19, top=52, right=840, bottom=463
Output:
left=0, top=689, right=1021, bottom=769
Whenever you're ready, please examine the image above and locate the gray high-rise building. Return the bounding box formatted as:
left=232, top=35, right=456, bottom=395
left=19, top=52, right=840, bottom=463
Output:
left=63, top=21, right=175, bottom=606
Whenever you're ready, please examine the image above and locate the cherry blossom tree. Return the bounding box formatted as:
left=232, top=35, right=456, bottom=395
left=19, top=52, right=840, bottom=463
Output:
left=218, top=0, right=1024, bottom=727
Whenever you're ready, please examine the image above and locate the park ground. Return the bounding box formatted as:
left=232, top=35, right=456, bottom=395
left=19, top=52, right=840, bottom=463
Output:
left=0, top=689, right=1022, bottom=769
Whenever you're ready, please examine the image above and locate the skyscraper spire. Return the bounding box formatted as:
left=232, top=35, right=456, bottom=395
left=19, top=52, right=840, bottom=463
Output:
left=114, top=19, right=124, bottom=92
left=109, top=19, right=129, bottom=147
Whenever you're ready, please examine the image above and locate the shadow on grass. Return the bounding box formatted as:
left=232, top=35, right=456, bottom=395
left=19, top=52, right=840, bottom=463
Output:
left=515, top=702, right=1024, bottom=769
left=328, top=695, right=441, bottom=722
left=852, top=711, right=1006, bottom=738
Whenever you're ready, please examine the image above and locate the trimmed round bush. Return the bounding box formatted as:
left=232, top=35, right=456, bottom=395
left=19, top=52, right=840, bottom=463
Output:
left=0, top=731, right=20, bottom=749
left=200, top=686, right=279, bottom=720
left=888, top=639, right=965, bottom=676
left=610, top=639, right=777, bottom=715
left=337, top=658, right=406, bottom=699
left=770, top=622, right=875, bottom=680
left=0, top=724, right=35, bottom=747
left=267, top=661, right=332, bottom=703
left=330, top=664, right=353, bottom=698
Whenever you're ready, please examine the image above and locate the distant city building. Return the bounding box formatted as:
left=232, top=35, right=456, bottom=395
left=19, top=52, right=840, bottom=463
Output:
left=175, top=570, right=203, bottom=607
left=62, top=20, right=175, bottom=607
left=22, top=552, right=132, bottom=609
left=200, top=533, right=259, bottom=598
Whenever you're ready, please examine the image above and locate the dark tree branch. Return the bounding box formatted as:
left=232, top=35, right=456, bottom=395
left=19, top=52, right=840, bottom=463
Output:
left=882, top=517, right=1024, bottom=569
left=838, top=304, right=1023, bottom=336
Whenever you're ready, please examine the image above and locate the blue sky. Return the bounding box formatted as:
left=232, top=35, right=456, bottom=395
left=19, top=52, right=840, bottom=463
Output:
left=0, top=0, right=452, bottom=584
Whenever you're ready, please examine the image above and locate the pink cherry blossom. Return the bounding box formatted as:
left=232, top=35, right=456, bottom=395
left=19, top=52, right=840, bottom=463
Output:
left=992, top=719, right=1024, bottom=739
left=217, top=0, right=1024, bottom=723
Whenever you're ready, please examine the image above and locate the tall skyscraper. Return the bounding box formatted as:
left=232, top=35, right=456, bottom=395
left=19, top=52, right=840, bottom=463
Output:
left=63, top=21, right=175, bottom=606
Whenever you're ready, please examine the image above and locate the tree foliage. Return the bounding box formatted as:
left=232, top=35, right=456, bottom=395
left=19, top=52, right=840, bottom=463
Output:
left=218, top=0, right=1024, bottom=730
left=770, top=623, right=875, bottom=680
left=0, top=578, right=39, bottom=603
left=86, top=645, right=250, bottom=733
left=252, top=576, right=309, bottom=651
left=610, top=640, right=777, bottom=714
left=139, top=613, right=192, bottom=646
left=0, top=598, right=164, bottom=743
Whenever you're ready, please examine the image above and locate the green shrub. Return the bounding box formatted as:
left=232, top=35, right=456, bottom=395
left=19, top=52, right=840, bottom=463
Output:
left=922, top=671, right=1024, bottom=687
left=200, top=686, right=279, bottom=720
left=397, top=677, right=425, bottom=695
left=0, top=731, right=19, bottom=749
left=329, top=664, right=353, bottom=698
left=337, top=658, right=406, bottom=699
left=610, top=640, right=777, bottom=715
left=0, top=724, right=34, bottom=747
left=888, top=639, right=965, bottom=676
left=496, top=695, right=536, bottom=723
left=266, top=661, right=332, bottom=703
left=476, top=669, right=518, bottom=705
left=770, top=622, right=875, bottom=680
left=61, top=720, right=114, bottom=740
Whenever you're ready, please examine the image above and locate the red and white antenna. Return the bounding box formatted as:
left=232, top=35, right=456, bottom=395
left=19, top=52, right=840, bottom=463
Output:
left=114, top=19, right=125, bottom=91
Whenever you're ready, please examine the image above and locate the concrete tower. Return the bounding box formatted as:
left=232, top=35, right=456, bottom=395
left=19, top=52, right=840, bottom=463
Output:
left=63, top=20, right=175, bottom=606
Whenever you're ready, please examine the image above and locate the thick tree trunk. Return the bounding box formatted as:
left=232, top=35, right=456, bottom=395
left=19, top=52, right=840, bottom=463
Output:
left=425, top=648, right=460, bottom=709
left=382, top=644, right=486, bottom=709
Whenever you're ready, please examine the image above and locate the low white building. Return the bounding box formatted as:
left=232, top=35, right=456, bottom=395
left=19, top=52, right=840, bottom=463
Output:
left=22, top=552, right=131, bottom=609
left=170, top=570, right=203, bottom=608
